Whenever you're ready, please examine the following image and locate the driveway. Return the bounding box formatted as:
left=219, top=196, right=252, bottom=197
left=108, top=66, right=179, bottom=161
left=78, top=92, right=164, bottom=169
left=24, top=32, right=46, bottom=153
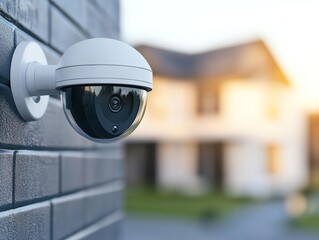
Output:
left=122, top=201, right=319, bottom=240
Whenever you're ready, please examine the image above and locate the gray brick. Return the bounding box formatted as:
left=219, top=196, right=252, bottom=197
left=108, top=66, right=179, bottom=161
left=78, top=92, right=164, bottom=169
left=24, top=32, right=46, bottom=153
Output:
left=52, top=193, right=85, bottom=240
left=65, top=211, right=123, bottom=240
left=89, top=220, right=121, bottom=240
left=50, top=6, right=86, bottom=52
left=84, top=155, right=111, bottom=187
left=0, top=151, right=13, bottom=209
left=51, top=0, right=120, bottom=39
left=84, top=155, right=108, bottom=187
left=0, top=0, right=17, bottom=20
left=84, top=182, right=123, bottom=225
left=15, top=151, right=59, bottom=205
left=52, top=182, right=123, bottom=240
left=113, top=189, right=123, bottom=210
left=16, top=0, right=49, bottom=42
left=85, top=190, right=112, bottom=224
left=0, top=17, right=15, bottom=85
left=89, top=0, right=119, bottom=23
left=112, top=221, right=122, bottom=240
left=0, top=201, right=50, bottom=240
left=113, top=157, right=124, bottom=180
left=51, top=0, right=87, bottom=30
left=88, top=0, right=120, bottom=39
left=81, top=224, right=114, bottom=240
left=61, top=152, right=85, bottom=193
left=84, top=148, right=123, bottom=187
left=85, top=3, right=119, bottom=39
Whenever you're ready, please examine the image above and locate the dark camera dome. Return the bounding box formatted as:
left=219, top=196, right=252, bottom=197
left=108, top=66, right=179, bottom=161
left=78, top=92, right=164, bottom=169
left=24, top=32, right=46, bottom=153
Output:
left=62, top=85, right=147, bottom=142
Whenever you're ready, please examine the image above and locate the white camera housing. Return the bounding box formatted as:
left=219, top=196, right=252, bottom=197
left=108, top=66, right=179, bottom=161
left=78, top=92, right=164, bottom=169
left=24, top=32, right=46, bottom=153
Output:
left=10, top=38, right=152, bottom=142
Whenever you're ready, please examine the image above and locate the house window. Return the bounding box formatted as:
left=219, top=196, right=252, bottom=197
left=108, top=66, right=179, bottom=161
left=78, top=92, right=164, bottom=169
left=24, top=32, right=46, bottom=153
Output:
left=266, top=144, right=281, bottom=176
left=198, top=81, right=219, bottom=114
left=266, top=98, right=279, bottom=120
left=308, top=114, right=319, bottom=187
left=265, top=86, right=280, bottom=121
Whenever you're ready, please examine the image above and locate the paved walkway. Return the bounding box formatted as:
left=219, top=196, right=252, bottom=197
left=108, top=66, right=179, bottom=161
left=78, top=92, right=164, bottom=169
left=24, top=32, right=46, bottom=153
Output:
left=122, top=201, right=319, bottom=240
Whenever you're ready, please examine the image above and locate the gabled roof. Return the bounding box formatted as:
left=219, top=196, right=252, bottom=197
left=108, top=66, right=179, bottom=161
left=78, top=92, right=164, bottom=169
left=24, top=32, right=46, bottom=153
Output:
left=136, top=40, right=289, bottom=85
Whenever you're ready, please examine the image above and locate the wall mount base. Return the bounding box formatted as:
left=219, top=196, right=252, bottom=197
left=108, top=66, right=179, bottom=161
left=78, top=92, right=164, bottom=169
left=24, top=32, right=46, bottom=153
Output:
left=10, top=42, right=49, bottom=121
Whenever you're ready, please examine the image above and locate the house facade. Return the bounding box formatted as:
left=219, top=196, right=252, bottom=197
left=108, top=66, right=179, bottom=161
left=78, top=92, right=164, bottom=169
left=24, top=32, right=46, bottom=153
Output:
left=126, top=40, right=308, bottom=198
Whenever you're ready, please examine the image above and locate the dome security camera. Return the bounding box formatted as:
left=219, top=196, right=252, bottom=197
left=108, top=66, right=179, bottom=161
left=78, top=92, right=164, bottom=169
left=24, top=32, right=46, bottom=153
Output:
left=10, top=38, right=153, bottom=143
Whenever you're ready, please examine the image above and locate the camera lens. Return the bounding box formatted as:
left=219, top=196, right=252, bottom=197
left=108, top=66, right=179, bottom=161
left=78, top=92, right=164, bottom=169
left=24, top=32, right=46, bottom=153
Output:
left=62, top=85, right=147, bottom=142
left=108, top=96, right=122, bottom=112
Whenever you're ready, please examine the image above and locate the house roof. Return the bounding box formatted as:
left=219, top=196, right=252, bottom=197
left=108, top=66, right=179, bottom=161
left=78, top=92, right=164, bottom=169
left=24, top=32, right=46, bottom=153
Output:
left=136, top=40, right=289, bottom=85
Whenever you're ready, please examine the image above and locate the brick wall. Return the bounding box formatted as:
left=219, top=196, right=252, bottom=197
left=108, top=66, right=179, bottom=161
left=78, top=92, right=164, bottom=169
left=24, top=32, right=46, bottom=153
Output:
left=0, top=0, right=123, bottom=239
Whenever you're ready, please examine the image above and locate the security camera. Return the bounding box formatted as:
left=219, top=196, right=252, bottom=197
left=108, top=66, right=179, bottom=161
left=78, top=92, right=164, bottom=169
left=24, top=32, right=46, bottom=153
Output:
left=10, top=38, right=152, bottom=142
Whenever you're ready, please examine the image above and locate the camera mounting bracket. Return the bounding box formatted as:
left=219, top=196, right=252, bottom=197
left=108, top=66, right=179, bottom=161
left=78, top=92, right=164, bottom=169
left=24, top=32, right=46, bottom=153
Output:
left=10, top=41, right=49, bottom=121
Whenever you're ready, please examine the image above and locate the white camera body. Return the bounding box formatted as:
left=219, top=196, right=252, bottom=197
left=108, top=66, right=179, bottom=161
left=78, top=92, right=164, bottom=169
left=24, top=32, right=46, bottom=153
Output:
left=10, top=38, right=153, bottom=142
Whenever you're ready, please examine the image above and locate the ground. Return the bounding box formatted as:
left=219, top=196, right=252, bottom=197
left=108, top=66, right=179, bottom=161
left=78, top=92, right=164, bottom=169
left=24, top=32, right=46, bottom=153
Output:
left=125, top=188, right=253, bottom=219
left=122, top=201, right=319, bottom=240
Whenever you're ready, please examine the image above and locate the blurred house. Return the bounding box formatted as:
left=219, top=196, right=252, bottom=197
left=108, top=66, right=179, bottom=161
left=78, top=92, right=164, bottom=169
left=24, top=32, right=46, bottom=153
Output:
left=125, top=40, right=308, bottom=198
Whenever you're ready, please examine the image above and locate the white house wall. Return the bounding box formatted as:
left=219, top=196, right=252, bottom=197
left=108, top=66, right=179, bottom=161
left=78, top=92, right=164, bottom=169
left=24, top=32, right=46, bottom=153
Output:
left=222, top=81, right=307, bottom=197
left=157, top=142, right=204, bottom=194
left=224, top=141, right=273, bottom=198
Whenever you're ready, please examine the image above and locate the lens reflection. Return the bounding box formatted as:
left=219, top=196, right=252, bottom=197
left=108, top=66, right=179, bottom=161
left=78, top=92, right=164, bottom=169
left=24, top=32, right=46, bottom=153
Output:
left=62, top=85, right=147, bottom=142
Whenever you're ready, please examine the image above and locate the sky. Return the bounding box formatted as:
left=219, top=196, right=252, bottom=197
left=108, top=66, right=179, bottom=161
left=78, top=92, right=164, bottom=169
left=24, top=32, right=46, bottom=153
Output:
left=121, top=0, right=319, bottom=111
